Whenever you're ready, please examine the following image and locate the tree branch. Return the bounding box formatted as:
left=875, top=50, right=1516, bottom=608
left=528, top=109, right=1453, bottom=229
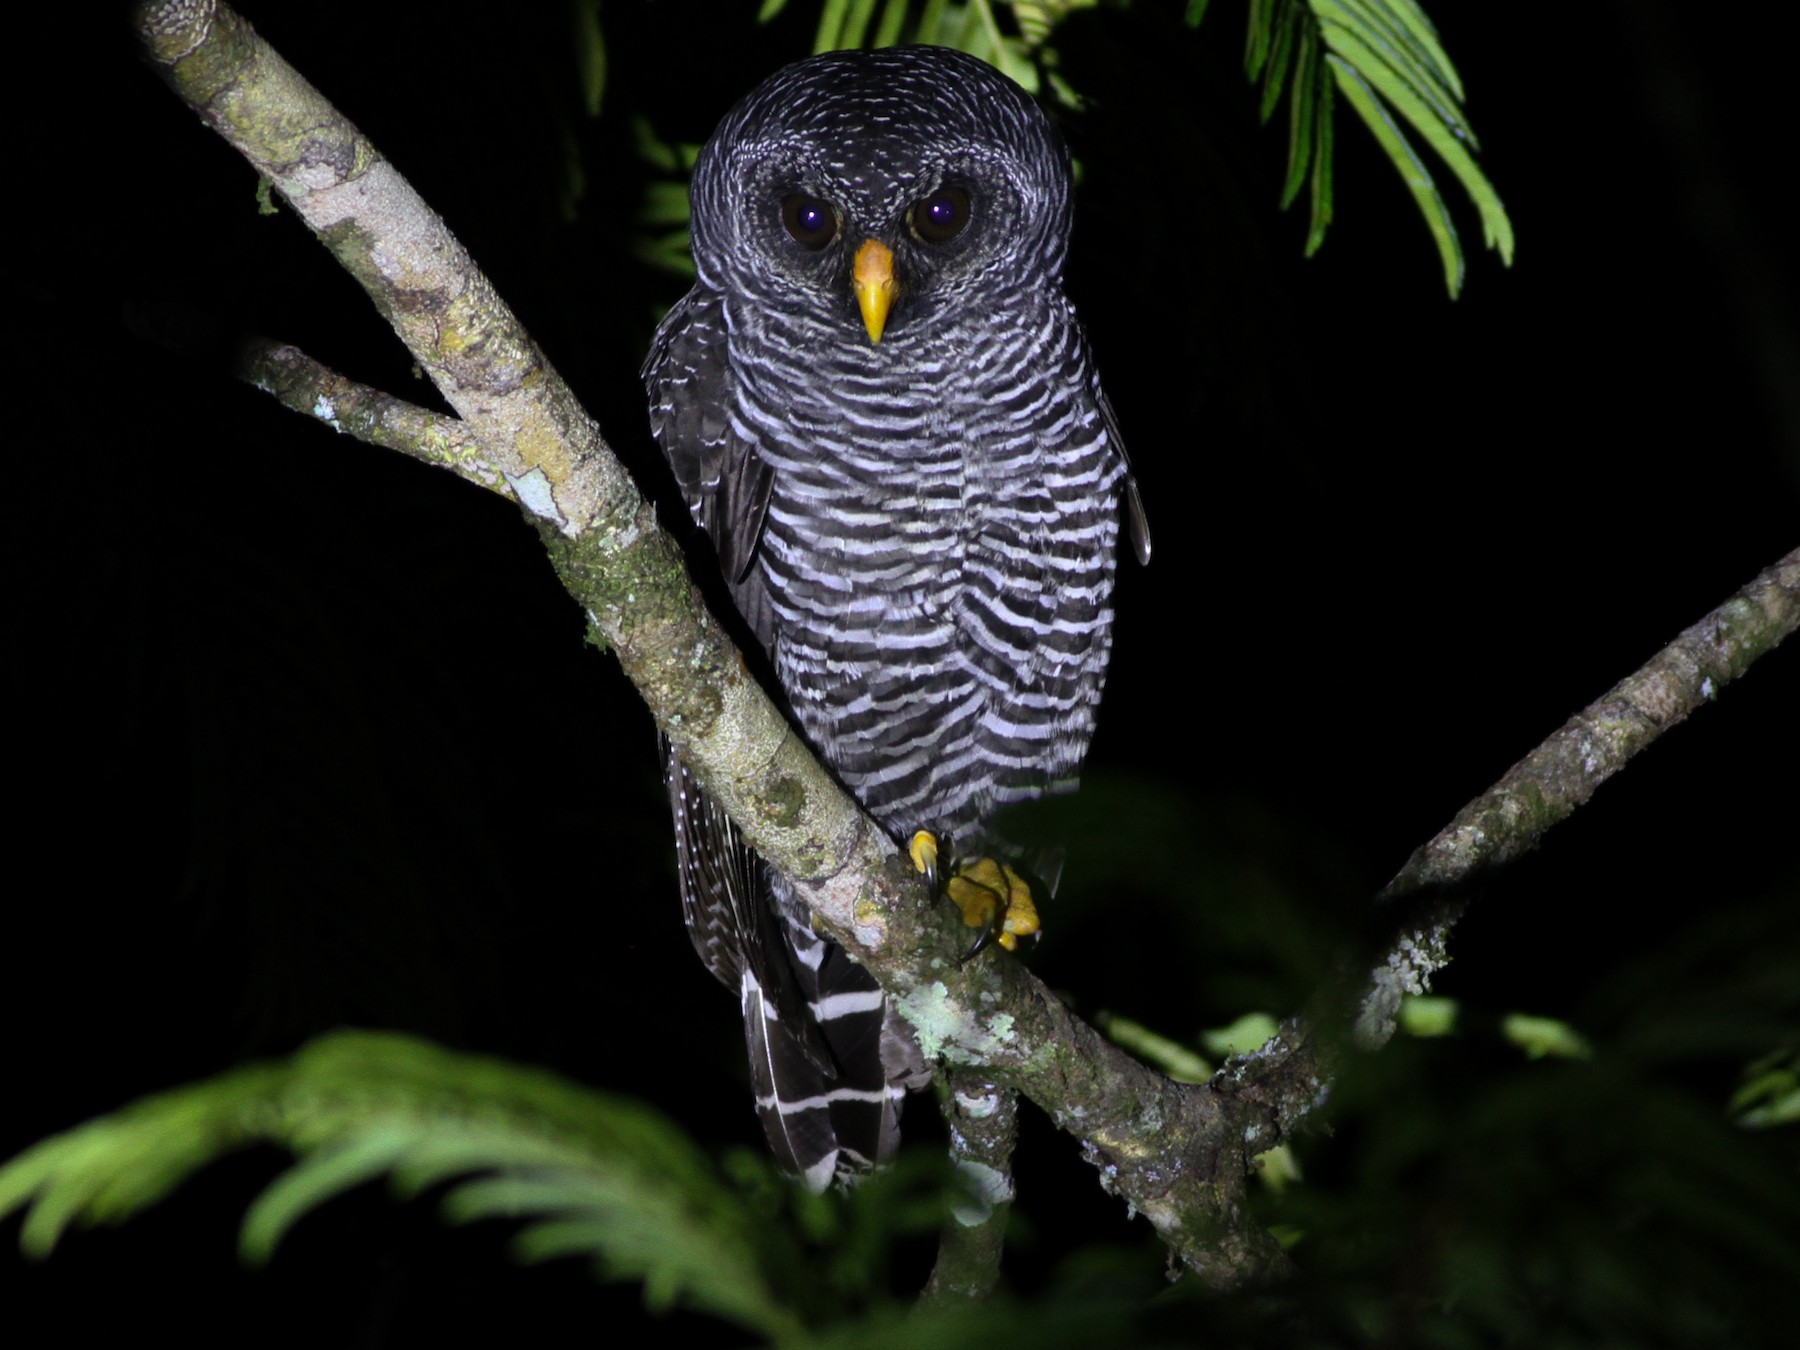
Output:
left=1359, top=544, right=1800, bottom=1049
left=235, top=339, right=515, bottom=499
left=922, top=1075, right=1017, bottom=1303
left=1224, top=546, right=1800, bottom=1140
left=131, top=0, right=1800, bottom=1293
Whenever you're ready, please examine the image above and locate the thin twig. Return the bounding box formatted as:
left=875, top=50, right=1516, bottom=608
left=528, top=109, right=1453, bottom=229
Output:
left=236, top=340, right=515, bottom=498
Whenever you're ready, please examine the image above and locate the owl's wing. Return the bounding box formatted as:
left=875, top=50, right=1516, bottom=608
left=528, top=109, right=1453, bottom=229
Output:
left=665, top=732, right=918, bottom=1190
left=1096, top=385, right=1152, bottom=567
left=644, top=286, right=778, bottom=647
left=647, top=289, right=917, bottom=1189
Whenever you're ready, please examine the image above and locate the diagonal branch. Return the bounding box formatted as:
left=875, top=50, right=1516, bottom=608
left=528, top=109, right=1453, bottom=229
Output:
left=1357, top=544, right=1800, bottom=1050
left=1223, top=546, right=1800, bottom=1140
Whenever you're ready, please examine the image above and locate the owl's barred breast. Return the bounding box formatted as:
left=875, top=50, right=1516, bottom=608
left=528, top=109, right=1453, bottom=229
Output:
left=726, top=290, right=1125, bottom=844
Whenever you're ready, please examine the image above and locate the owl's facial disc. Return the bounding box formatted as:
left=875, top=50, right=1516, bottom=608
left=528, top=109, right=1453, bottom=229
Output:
left=852, top=239, right=897, bottom=344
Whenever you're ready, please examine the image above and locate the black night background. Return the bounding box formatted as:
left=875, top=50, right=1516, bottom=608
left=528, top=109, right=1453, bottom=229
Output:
left=6, top=3, right=1796, bottom=1344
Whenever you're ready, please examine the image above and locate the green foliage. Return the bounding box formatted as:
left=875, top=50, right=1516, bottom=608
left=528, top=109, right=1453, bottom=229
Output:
left=1732, top=1050, right=1800, bottom=1129
left=1502, top=1011, right=1595, bottom=1061
left=1398, top=994, right=1458, bottom=1037
left=1221, top=0, right=1514, bottom=294
left=794, top=0, right=1046, bottom=91
left=635, top=118, right=701, bottom=280
left=0, top=1032, right=810, bottom=1341
left=1201, top=1009, right=1283, bottom=1058
left=1096, top=1010, right=1215, bottom=1081
left=1269, top=1046, right=1800, bottom=1347
left=573, top=0, right=608, bottom=117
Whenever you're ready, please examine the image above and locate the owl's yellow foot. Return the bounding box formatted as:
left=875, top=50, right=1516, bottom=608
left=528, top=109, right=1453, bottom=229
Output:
left=909, top=832, right=1040, bottom=959
left=908, top=830, right=941, bottom=896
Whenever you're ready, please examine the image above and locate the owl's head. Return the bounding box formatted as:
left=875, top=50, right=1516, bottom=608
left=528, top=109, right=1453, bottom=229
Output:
left=690, top=46, right=1075, bottom=345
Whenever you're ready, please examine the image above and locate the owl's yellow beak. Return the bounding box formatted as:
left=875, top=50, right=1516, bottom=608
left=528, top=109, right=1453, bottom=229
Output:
left=852, top=238, right=897, bottom=344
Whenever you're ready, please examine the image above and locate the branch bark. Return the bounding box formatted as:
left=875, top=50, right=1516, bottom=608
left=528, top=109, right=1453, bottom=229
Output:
left=921, top=1074, right=1018, bottom=1303
left=1355, top=545, right=1800, bottom=1053
left=132, top=0, right=1800, bottom=1292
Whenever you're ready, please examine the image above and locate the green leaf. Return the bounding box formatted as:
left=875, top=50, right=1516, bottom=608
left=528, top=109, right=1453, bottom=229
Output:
left=1245, top=0, right=1276, bottom=80
left=840, top=0, right=882, bottom=49
left=1319, top=12, right=1514, bottom=265
left=640, top=180, right=695, bottom=227
left=632, top=117, right=681, bottom=174
left=1252, top=1142, right=1303, bottom=1192
left=1305, top=63, right=1335, bottom=254
left=1501, top=1013, right=1594, bottom=1061
left=1366, top=0, right=1465, bottom=100
left=1324, top=51, right=1462, bottom=292
left=240, top=1129, right=416, bottom=1264
left=1097, top=1012, right=1214, bottom=1083
left=1279, top=23, right=1322, bottom=207
left=916, top=0, right=952, bottom=45
left=1, top=1063, right=285, bottom=1258
left=1730, top=1052, right=1800, bottom=1128
left=1, top=1032, right=809, bottom=1341
left=1202, top=1011, right=1283, bottom=1059
left=874, top=0, right=912, bottom=47
left=1204, top=2, right=1517, bottom=291
left=1321, top=0, right=1469, bottom=145
left=1259, top=3, right=1299, bottom=124
left=1399, top=995, right=1460, bottom=1037
left=572, top=0, right=606, bottom=117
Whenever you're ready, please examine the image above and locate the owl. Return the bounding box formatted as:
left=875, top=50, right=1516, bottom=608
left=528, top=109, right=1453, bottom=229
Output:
left=644, top=45, right=1148, bottom=1191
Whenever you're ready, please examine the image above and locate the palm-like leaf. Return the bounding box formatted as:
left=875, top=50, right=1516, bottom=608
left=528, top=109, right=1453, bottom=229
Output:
left=1231, top=0, right=1514, bottom=293
left=0, top=1032, right=806, bottom=1343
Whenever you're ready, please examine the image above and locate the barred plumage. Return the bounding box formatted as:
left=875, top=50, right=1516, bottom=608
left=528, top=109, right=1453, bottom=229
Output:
left=645, top=46, right=1147, bottom=1190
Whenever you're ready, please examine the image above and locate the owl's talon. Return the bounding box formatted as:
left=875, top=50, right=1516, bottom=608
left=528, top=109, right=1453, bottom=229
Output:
left=943, top=855, right=1039, bottom=961
left=908, top=830, right=941, bottom=896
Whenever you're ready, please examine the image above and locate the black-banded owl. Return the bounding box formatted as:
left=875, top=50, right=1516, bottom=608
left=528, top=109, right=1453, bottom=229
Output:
left=644, top=45, right=1148, bottom=1191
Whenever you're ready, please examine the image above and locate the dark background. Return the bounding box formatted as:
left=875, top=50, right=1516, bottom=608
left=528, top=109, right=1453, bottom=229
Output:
left=7, top=2, right=1796, bottom=1344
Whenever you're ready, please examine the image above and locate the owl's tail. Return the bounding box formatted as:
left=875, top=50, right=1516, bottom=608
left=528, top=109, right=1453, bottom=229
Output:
left=744, top=923, right=924, bottom=1191
left=665, top=740, right=928, bottom=1190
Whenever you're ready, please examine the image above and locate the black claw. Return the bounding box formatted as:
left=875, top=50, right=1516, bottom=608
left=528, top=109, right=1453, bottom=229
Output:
left=959, top=923, right=996, bottom=966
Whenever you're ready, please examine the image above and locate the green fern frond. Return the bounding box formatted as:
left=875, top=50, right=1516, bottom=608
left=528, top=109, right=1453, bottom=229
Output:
left=808, top=2, right=1044, bottom=91
left=1203, top=0, right=1512, bottom=294
left=0, top=1032, right=805, bottom=1343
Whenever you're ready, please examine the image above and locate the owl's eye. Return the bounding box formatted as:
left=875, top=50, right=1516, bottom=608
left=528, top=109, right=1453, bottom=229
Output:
left=781, top=194, right=839, bottom=249
left=909, top=186, right=971, bottom=243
